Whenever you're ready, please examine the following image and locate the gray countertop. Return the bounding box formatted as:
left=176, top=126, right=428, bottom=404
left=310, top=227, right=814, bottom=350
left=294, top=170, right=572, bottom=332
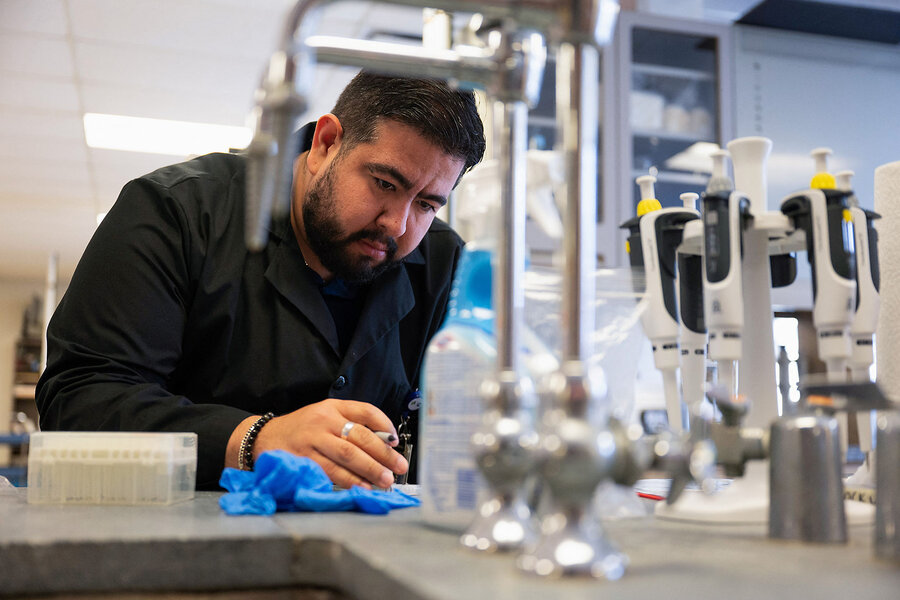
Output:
left=1, top=486, right=898, bottom=599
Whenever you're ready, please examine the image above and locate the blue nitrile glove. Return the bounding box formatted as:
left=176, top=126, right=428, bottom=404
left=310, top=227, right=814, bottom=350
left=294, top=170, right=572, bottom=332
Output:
left=218, top=450, right=419, bottom=516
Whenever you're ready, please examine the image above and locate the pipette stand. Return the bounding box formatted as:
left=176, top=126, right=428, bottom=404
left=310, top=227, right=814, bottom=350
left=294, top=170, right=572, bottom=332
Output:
left=657, top=210, right=788, bottom=523
left=658, top=208, right=875, bottom=525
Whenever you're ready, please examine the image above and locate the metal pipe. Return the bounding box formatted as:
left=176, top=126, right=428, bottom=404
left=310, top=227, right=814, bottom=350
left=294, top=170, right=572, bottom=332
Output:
left=494, top=99, right=528, bottom=375
left=457, top=23, right=544, bottom=554
left=517, top=3, right=624, bottom=579
left=277, top=0, right=564, bottom=54
left=306, top=36, right=497, bottom=88
left=557, top=41, right=599, bottom=370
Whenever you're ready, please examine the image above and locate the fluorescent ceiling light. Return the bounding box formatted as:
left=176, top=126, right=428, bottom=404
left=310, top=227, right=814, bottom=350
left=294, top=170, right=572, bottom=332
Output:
left=83, top=113, right=251, bottom=157
left=664, top=141, right=721, bottom=173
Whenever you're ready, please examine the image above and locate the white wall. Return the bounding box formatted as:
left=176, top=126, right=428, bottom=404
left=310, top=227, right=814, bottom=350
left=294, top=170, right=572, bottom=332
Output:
left=734, top=26, right=900, bottom=213
left=733, top=25, right=900, bottom=311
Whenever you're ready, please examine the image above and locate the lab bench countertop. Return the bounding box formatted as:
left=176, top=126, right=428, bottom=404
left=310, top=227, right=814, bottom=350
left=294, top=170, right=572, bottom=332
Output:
left=0, top=487, right=897, bottom=599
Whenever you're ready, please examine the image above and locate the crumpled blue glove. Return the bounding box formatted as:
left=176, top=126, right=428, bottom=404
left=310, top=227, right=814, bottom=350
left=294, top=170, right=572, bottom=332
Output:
left=218, top=449, right=419, bottom=516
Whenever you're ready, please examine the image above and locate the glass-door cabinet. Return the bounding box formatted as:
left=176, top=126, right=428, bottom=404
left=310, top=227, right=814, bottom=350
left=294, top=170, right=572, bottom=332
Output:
left=520, top=12, right=733, bottom=268
left=608, top=12, right=734, bottom=265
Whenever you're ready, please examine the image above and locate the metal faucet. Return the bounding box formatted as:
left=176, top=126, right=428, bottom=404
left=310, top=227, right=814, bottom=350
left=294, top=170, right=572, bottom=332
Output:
left=246, top=0, right=557, bottom=553
left=515, top=0, right=628, bottom=578
left=517, top=406, right=718, bottom=578
left=457, top=21, right=546, bottom=554
left=244, top=0, right=619, bottom=250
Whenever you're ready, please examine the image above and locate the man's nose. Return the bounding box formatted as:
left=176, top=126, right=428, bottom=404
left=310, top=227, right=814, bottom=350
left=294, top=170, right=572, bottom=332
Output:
left=376, top=200, right=410, bottom=238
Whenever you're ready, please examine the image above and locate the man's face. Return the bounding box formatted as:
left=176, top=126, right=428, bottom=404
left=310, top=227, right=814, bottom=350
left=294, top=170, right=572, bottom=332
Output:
left=298, top=120, right=465, bottom=283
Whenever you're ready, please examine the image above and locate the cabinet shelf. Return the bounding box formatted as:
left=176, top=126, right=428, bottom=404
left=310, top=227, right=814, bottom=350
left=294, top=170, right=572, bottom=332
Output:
left=616, top=12, right=733, bottom=227
left=633, top=134, right=716, bottom=177
left=631, top=170, right=709, bottom=186
left=633, top=63, right=714, bottom=82
left=14, top=383, right=35, bottom=401
left=633, top=128, right=713, bottom=144
left=527, top=115, right=556, bottom=128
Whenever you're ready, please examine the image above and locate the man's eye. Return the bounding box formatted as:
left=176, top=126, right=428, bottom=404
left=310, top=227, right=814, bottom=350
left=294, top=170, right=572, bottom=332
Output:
left=417, top=200, right=437, bottom=213
left=375, top=178, right=395, bottom=191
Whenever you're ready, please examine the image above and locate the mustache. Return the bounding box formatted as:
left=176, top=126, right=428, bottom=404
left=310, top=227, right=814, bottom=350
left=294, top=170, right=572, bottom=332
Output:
left=343, top=229, right=398, bottom=253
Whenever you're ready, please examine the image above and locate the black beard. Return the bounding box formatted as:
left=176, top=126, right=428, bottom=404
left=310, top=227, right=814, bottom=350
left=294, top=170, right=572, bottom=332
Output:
left=302, top=161, right=400, bottom=283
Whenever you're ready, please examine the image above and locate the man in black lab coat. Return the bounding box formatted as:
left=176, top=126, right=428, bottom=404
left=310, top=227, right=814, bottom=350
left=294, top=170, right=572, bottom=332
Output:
left=36, top=72, right=486, bottom=489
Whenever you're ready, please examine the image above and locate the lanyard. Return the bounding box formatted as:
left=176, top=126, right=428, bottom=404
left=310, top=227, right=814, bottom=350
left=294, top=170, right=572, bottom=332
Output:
left=394, top=389, right=420, bottom=485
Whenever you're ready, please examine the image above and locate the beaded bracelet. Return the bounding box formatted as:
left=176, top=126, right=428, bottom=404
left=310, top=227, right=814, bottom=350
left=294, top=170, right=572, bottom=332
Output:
left=238, top=412, right=275, bottom=471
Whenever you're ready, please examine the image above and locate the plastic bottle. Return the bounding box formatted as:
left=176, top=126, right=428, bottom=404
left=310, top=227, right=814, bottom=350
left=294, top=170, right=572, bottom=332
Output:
left=418, top=240, right=496, bottom=531
left=418, top=156, right=561, bottom=532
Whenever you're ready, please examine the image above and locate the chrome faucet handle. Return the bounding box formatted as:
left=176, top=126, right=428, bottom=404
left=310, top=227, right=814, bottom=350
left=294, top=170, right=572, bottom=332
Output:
left=516, top=368, right=628, bottom=580
left=461, top=373, right=539, bottom=553
left=699, top=387, right=768, bottom=478
left=705, top=384, right=751, bottom=426
left=641, top=419, right=718, bottom=505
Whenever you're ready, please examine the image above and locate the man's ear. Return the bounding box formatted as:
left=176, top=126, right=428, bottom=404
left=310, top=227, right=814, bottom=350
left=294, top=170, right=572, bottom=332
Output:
left=306, top=114, right=343, bottom=175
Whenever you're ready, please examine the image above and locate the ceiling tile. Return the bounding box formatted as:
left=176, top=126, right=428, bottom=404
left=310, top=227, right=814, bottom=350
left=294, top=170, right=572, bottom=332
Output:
left=67, top=0, right=287, bottom=59
left=0, top=0, right=440, bottom=283
left=74, top=41, right=261, bottom=97
left=0, top=135, right=88, bottom=163
left=0, top=0, right=68, bottom=36
left=0, top=157, right=90, bottom=187
left=0, top=75, right=80, bottom=112
left=0, top=111, right=84, bottom=140
left=0, top=33, right=74, bottom=78
left=0, top=180, right=94, bottom=203
left=80, top=83, right=252, bottom=126
left=0, top=191, right=93, bottom=212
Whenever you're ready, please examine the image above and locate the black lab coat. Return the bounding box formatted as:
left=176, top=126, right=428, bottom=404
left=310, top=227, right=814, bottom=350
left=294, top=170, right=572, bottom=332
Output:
left=36, top=149, right=463, bottom=488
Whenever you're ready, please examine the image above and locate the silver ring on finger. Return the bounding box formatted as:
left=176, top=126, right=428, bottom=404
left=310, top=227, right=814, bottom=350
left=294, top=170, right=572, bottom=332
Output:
left=340, top=421, right=356, bottom=439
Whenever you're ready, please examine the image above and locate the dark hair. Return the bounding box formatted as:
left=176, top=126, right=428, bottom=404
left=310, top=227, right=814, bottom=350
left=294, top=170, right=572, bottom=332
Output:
left=331, top=71, right=486, bottom=177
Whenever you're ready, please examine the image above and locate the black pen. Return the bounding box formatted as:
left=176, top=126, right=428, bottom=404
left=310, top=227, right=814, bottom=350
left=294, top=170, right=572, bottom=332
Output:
left=374, top=431, right=397, bottom=444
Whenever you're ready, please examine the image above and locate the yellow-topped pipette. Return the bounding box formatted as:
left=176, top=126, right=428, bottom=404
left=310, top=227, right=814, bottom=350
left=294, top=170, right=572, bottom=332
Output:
left=621, top=173, right=699, bottom=432
left=636, top=174, right=662, bottom=216
left=781, top=148, right=858, bottom=461
left=810, top=147, right=837, bottom=190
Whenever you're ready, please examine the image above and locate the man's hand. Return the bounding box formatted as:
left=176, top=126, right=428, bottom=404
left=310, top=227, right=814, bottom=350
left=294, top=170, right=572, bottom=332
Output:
left=227, top=399, right=408, bottom=489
